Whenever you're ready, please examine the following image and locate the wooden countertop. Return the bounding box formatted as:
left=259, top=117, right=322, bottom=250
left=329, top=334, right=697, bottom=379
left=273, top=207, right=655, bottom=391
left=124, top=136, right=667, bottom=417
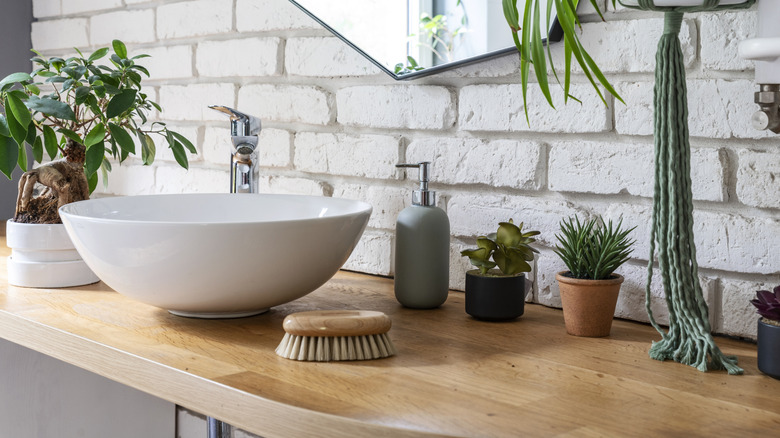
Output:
left=1, top=236, right=779, bottom=437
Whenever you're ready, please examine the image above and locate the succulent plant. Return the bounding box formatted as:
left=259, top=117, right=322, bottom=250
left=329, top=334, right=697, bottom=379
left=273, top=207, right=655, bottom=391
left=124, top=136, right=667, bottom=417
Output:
left=554, top=215, right=636, bottom=280
left=751, top=286, right=780, bottom=322
left=461, top=219, right=540, bottom=276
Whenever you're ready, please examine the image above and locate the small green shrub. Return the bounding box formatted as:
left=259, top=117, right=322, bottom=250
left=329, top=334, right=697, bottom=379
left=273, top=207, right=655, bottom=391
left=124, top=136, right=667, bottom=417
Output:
left=461, top=219, right=540, bottom=276
left=554, top=215, right=636, bottom=280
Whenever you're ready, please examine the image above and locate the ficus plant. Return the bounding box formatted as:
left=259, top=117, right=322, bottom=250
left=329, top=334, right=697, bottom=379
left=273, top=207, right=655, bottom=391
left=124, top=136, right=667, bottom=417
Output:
left=0, top=39, right=195, bottom=224
left=501, top=0, right=624, bottom=123
left=461, top=219, right=540, bottom=276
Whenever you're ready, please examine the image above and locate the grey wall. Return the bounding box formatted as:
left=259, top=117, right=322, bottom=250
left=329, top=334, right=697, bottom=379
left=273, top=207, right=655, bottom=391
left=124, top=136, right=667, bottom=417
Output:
left=0, top=2, right=32, bottom=220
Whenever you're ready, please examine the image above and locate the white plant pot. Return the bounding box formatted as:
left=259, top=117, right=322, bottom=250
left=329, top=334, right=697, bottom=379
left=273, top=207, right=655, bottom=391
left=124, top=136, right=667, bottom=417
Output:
left=6, top=220, right=99, bottom=288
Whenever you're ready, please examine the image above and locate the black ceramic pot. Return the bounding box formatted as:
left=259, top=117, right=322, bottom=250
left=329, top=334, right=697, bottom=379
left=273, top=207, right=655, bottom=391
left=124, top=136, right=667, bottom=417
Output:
left=757, top=318, right=780, bottom=380
left=464, top=270, right=526, bottom=321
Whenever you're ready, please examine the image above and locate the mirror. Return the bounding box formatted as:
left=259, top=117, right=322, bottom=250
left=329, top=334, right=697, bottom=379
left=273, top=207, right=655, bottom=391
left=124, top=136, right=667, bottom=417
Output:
left=288, top=0, right=563, bottom=80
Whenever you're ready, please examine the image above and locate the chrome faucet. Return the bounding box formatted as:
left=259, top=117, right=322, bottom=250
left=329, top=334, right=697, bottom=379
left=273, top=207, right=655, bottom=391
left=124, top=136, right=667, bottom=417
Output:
left=209, top=105, right=262, bottom=193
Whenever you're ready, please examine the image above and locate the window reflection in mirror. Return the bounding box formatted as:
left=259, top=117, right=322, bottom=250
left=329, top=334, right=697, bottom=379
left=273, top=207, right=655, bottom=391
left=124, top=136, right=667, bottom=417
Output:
left=289, top=0, right=562, bottom=80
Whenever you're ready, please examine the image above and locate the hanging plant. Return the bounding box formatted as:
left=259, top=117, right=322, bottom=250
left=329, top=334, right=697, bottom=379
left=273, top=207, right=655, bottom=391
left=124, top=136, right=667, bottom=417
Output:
left=501, top=0, right=625, bottom=123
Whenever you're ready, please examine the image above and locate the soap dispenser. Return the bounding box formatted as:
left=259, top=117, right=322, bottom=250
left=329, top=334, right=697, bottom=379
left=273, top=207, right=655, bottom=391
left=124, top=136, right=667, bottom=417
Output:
left=394, top=162, right=450, bottom=309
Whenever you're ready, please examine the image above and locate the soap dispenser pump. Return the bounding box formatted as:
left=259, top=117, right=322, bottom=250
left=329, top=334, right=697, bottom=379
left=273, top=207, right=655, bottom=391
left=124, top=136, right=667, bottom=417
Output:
left=394, top=162, right=450, bottom=309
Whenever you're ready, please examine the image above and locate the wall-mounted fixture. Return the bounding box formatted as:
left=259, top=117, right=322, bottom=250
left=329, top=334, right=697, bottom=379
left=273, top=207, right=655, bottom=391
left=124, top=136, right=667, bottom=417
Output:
left=739, top=1, right=780, bottom=134
left=288, top=0, right=562, bottom=80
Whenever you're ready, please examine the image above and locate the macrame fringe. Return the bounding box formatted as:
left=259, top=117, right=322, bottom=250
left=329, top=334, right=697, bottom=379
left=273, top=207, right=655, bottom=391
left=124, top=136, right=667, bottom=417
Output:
left=643, top=11, right=742, bottom=375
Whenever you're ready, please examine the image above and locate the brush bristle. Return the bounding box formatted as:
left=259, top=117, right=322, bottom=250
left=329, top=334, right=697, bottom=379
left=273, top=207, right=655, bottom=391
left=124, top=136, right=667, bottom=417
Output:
left=275, top=333, right=397, bottom=362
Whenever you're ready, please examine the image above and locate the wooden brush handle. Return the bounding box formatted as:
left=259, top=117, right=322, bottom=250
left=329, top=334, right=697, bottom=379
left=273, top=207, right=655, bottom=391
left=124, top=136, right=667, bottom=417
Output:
left=282, top=310, right=391, bottom=337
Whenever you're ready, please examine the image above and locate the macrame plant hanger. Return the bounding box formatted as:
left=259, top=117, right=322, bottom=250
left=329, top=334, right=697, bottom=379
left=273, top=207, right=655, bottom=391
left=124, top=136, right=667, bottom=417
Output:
left=618, top=0, right=755, bottom=374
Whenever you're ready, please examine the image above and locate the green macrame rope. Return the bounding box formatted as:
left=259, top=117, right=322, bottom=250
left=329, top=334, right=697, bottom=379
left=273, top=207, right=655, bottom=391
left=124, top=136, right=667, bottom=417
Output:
left=615, top=0, right=754, bottom=374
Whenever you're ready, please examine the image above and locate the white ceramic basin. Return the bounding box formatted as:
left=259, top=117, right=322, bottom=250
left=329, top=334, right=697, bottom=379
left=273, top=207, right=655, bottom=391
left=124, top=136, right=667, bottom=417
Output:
left=59, top=194, right=372, bottom=318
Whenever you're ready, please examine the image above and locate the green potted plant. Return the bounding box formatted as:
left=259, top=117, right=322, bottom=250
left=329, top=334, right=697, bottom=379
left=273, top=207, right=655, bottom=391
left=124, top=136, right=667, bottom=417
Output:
left=554, top=215, right=636, bottom=337
left=460, top=219, right=540, bottom=321
left=750, top=285, right=780, bottom=379
left=1, top=39, right=194, bottom=288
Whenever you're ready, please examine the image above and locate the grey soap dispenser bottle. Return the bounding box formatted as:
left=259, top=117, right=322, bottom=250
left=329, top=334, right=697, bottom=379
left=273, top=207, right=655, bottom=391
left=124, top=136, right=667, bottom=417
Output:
left=394, top=162, right=450, bottom=309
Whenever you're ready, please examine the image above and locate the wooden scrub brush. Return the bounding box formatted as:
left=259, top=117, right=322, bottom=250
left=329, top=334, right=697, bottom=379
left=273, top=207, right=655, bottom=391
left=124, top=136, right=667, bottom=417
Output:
left=275, top=310, right=396, bottom=361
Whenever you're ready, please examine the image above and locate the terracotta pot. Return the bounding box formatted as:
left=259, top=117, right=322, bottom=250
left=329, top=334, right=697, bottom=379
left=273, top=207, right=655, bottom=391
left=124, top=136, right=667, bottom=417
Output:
left=757, top=318, right=780, bottom=380
left=556, top=271, right=623, bottom=337
left=465, top=270, right=526, bottom=321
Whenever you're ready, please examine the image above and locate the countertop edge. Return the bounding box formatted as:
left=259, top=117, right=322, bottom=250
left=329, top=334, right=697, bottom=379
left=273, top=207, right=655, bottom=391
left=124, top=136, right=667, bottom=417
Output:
left=0, top=308, right=452, bottom=438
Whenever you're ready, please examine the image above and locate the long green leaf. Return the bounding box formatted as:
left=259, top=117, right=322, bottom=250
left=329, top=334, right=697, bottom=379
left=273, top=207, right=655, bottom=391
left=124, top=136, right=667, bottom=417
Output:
left=0, top=136, right=17, bottom=179
left=0, top=114, right=9, bottom=138
left=85, top=141, right=104, bottom=177
left=42, top=125, right=59, bottom=160
left=32, top=136, right=43, bottom=162
left=84, top=123, right=106, bottom=147
left=112, top=40, right=128, bottom=59
left=531, top=0, right=553, bottom=108
left=6, top=93, right=31, bottom=129
left=0, top=72, right=32, bottom=88
left=169, top=131, right=196, bottom=154
left=5, top=100, right=28, bottom=147
left=170, top=140, right=188, bottom=170
left=58, top=128, right=83, bottom=144
left=88, top=47, right=109, bottom=62
left=25, top=96, right=76, bottom=121
left=108, top=123, right=135, bottom=154
left=17, top=142, right=28, bottom=172
left=105, top=89, right=136, bottom=118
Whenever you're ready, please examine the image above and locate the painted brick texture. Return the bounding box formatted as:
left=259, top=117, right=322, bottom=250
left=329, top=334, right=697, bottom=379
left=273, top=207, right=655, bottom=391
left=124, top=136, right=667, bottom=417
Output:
left=30, top=2, right=780, bottom=350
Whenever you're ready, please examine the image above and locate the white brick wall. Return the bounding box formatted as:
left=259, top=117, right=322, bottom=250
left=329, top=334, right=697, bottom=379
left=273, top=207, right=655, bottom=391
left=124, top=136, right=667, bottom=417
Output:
left=29, top=2, right=780, bottom=351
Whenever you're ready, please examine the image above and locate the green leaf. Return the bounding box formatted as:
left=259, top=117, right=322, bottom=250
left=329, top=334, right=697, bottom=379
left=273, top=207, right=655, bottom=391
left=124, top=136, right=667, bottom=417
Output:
left=25, top=122, right=37, bottom=147
left=0, top=72, right=32, bottom=88
left=171, top=140, right=188, bottom=169
left=4, top=100, right=28, bottom=147
left=0, top=114, right=9, bottom=138
left=140, top=133, right=155, bottom=165
left=25, top=96, right=76, bottom=121
left=58, top=128, right=83, bottom=144
left=85, top=140, right=104, bottom=177
left=43, top=125, right=59, bottom=160
left=105, top=88, right=137, bottom=118
left=108, top=123, right=135, bottom=154
left=88, top=47, right=110, bottom=62
left=168, top=131, right=196, bottom=154
left=87, top=170, right=98, bottom=194
left=112, top=40, right=128, bottom=59
left=84, top=123, right=106, bottom=147
left=6, top=93, right=31, bottom=130
left=32, top=136, right=43, bottom=162
left=17, top=142, right=28, bottom=172
left=0, top=136, right=18, bottom=179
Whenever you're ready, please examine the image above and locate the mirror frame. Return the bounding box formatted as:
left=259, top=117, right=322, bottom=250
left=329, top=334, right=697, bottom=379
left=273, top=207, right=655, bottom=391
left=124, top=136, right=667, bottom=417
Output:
left=288, top=1, right=564, bottom=80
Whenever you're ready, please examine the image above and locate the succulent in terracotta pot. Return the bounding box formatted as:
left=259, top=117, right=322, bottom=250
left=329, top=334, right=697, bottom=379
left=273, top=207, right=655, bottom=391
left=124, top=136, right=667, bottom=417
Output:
left=553, top=215, right=636, bottom=337
left=750, top=286, right=780, bottom=379
left=460, top=219, right=540, bottom=321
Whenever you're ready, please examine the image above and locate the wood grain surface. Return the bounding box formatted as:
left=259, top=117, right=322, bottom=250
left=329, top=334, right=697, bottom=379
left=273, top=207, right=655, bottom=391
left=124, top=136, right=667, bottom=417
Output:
left=1, top=235, right=778, bottom=437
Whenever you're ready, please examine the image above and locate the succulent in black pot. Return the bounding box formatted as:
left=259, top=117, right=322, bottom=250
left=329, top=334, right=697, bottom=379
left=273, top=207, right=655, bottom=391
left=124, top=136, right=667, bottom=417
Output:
left=750, top=286, right=780, bottom=379
left=460, top=219, right=539, bottom=321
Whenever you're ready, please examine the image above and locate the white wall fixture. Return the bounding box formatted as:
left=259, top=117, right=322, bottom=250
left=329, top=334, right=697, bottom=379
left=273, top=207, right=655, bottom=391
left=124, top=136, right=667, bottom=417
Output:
left=739, top=0, right=780, bottom=133
left=5, top=220, right=99, bottom=288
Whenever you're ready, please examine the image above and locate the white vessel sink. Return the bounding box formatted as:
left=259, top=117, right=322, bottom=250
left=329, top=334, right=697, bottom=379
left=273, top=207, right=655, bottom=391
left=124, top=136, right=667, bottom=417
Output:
left=59, top=194, right=372, bottom=318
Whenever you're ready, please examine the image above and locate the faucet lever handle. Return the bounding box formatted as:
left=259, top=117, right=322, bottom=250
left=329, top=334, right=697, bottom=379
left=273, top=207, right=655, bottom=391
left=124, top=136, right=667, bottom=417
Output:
left=209, top=105, right=262, bottom=136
